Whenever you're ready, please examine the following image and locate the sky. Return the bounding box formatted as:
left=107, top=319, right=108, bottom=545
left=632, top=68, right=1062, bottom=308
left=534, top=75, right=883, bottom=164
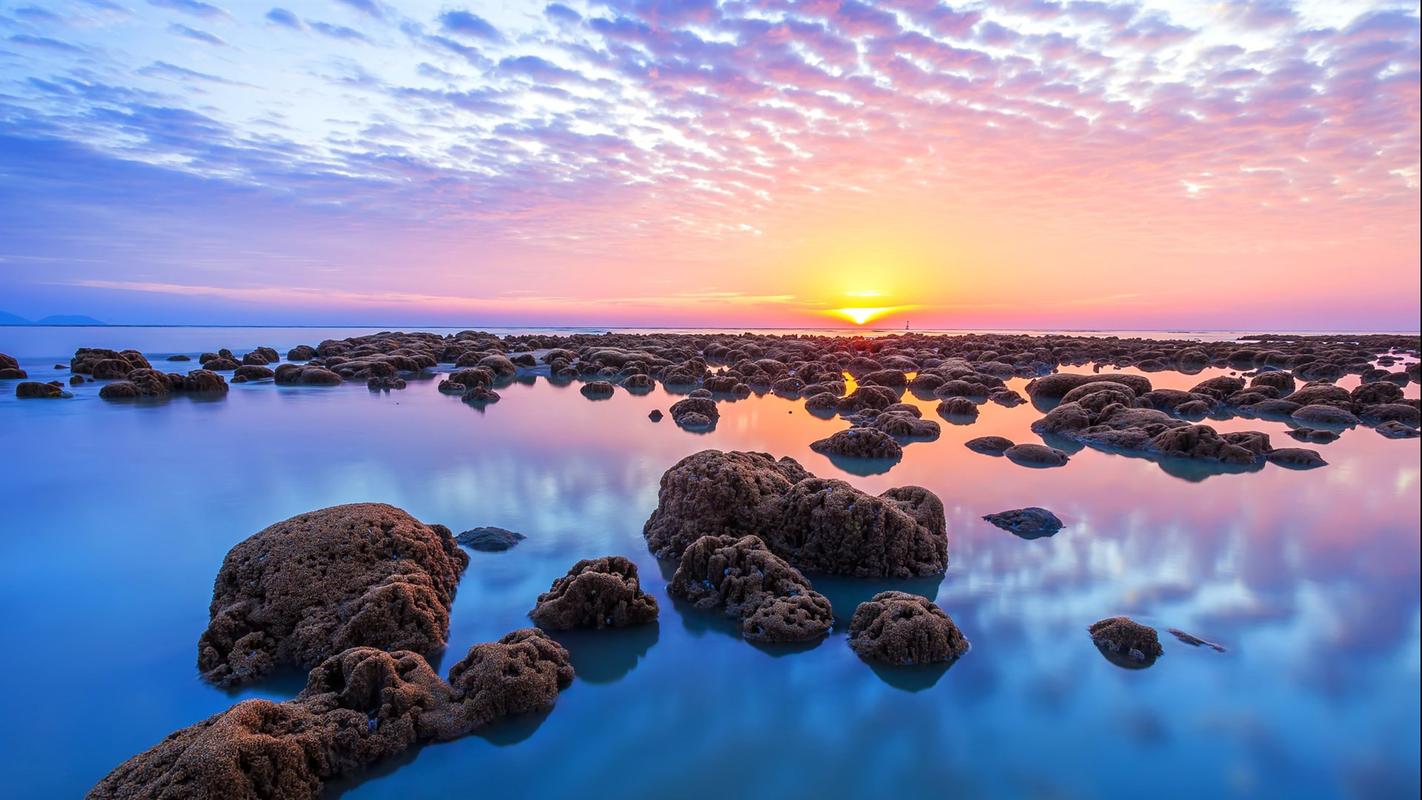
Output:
left=0, top=0, right=1418, bottom=330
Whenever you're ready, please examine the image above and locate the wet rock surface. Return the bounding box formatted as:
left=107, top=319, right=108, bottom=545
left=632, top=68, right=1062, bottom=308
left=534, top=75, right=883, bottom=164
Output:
left=197, top=503, right=469, bottom=688
left=1004, top=443, right=1070, bottom=468
left=669, top=534, right=833, bottom=643
left=529, top=556, right=659, bottom=630
left=90, top=630, right=572, bottom=800
left=809, top=426, right=904, bottom=459
left=848, top=591, right=969, bottom=665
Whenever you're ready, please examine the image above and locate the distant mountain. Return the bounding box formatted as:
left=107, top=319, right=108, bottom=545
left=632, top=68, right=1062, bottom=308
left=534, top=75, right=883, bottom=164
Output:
left=36, top=314, right=106, bottom=325
left=0, top=312, right=106, bottom=325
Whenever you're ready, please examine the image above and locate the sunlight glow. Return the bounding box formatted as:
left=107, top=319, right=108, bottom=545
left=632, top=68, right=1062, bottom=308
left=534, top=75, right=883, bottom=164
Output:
left=828, top=306, right=898, bottom=325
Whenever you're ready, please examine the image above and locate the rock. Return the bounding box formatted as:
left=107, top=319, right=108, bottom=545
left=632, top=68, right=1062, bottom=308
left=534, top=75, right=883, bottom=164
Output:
left=455, top=526, right=525, bottom=551
left=529, top=556, right=659, bottom=630
left=669, top=397, right=719, bottom=429
left=202, top=357, right=241, bottom=371
left=580, top=380, right=615, bottom=399
left=1167, top=628, right=1226, bottom=652
left=989, top=388, right=1025, bottom=406
left=197, top=503, right=469, bottom=688
left=233, top=365, right=274, bottom=381
left=668, top=534, right=833, bottom=643
left=1089, top=616, right=1163, bottom=667
left=837, top=385, right=897, bottom=413
left=274, top=364, right=342, bottom=385
left=1026, top=373, right=1151, bottom=400
left=1291, top=404, right=1360, bottom=427
left=287, top=344, right=318, bottom=361
left=72, top=348, right=150, bottom=377
left=648, top=409, right=663, bottom=422
left=642, top=450, right=811, bottom=559
left=1266, top=448, right=1327, bottom=469
left=90, top=631, right=572, bottom=800
left=810, top=427, right=903, bottom=459
left=770, top=478, right=947, bottom=577
left=1188, top=375, right=1245, bottom=399
left=165, top=354, right=191, bottom=362
left=643, top=450, right=947, bottom=577
left=1358, top=403, right=1420, bottom=427
left=1377, top=421, right=1421, bottom=439
left=936, top=396, right=979, bottom=420
left=1060, top=381, right=1139, bottom=405
left=461, top=385, right=500, bottom=405
left=16, top=381, right=69, bottom=399
left=982, top=507, right=1063, bottom=538
left=847, top=591, right=969, bottom=665
left=964, top=435, right=1014, bottom=455
left=98, top=381, right=140, bottom=400
left=1150, top=425, right=1265, bottom=464
left=1004, top=443, right=1070, bottom=468
left=1287, top=427, right=1339, bottom=444
left=367, top=376, right=407, bottom=391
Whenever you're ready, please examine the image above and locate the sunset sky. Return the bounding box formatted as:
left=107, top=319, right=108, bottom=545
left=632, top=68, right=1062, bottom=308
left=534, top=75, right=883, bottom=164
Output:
left=0, top=0, right=1418, bottom=329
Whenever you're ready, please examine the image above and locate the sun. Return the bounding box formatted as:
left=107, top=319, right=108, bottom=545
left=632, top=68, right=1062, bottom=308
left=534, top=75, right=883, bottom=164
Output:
left=829, top=306, right=896, bottom=326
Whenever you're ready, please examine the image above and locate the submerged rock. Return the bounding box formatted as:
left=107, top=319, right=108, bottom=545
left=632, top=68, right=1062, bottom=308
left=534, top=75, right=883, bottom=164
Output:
left=90, top=631, right=572, bottom=800
left=1089, top=616, right=1163, bottom=667
left=529, top=556, right=659, bottom=630
left=16, top=380, right=70, bottom=399
left=197, top=503, right=469, bottom=688
left=848, top=591, right=969, bottom=666
left=669, top=534, right=833, bottom=643
left=455, top=526, right=526, bottom=552
left=983, top=507, right=1063, bottom=538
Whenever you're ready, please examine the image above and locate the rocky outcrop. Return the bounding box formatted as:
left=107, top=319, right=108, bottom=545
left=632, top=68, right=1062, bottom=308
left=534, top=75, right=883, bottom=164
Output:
left=529, top=556, right=659, bottom=629
left=847, top=591, right=969, bottom=665
left=669, top=534, right=833, bottom=643
left=644, top=450, right=947, bottom=577
left=90, top=631, right=572, bottom=800
left=197, top=504, right=469, bottom=687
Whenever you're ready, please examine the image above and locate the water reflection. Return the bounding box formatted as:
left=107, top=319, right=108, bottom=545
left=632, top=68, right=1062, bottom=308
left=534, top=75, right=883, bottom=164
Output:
left=0, top=341, right=1417, bottom=799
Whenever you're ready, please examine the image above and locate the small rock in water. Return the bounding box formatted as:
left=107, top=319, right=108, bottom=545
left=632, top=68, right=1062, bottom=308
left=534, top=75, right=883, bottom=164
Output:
left=455, top=526, right=526, bottom=552
left=983, top=507, right=1063, bottom=539
left=1167, top=628, right=1227, bottom=652
left=848, top=591, right=969, bottom=666
left=1004, top=443, right=1070, bottom=468
left=1376, top=420, right=1420, bottom=439
left=648, top=409, right=663, bottom=422
left=1089, top=616, right=1163, bottom=668
left=965, top=436, right=1014, bottom=455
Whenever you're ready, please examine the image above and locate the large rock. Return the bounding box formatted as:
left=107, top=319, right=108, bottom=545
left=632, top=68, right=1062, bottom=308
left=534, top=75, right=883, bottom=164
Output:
left=1026, top=373, right=1151, bottom=400
left=847, top=591, right=969, bottom=665
left=197, top=504, right=469, bottom=687
left=669, top=534, right=833, bottom=643
left=528, top=556, right=659, bottom=629
left=90, top=631, right=572, bottom=800
left=644, top=451, right=947, bottom=578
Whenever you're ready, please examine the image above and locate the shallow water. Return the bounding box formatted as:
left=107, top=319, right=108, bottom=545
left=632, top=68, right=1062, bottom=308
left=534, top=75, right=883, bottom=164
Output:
left=1, top=330, right=1418, bottom=799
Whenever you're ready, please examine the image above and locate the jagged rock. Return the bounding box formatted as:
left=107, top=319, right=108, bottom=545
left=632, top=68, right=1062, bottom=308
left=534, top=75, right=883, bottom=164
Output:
left=1089, top=616, right=1163, bottom=667
left=197, top=504, right=468, bottom=688
left=848, top=591, right=969, bottom=665
left=669, top=534, right=832, bottom=643
left=983, top=507, right=1063, bottom=538
left=529, top=556, right=659, bottom=630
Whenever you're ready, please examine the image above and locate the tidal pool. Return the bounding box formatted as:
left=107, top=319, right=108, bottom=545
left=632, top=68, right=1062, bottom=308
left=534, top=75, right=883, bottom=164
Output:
left=0, top=330, right=1418, bottom=799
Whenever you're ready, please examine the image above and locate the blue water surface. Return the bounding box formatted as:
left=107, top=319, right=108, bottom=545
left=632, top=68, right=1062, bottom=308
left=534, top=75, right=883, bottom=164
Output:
left=0, top=328, right=1418, bottom=799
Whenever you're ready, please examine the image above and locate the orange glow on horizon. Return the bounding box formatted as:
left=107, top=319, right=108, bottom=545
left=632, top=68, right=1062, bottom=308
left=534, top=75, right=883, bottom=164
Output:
left=828, top=306, right=901, bottom=326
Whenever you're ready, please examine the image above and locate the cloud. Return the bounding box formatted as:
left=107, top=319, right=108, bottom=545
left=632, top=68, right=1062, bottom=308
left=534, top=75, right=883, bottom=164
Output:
left=264, top=7, right=302, bottom=30
left=334, top=0, right=383, bottom=19
left=438, top=9, right=502, bottom=42
left=147, top=0, right=230, bottom=21
left=310, top=20, right=370, bottom=43
left=166, top=22, right=226, bottom=46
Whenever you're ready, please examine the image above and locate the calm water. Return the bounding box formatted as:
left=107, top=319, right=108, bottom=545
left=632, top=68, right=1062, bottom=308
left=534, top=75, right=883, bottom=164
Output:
left=1, top=329, right=1418, bottom=799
